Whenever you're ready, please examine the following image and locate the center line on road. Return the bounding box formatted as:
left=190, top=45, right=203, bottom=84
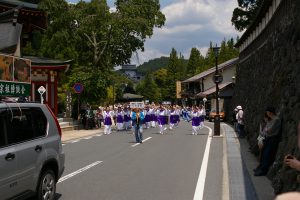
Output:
left=58, top=161, right=103, bottom=183
left=131, top=137, right=152, bottom=147
left=193, top=125, right=212, bottom=200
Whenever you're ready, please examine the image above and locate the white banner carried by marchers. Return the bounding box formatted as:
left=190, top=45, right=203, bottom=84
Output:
left=130, top=102, right=145, bottom=109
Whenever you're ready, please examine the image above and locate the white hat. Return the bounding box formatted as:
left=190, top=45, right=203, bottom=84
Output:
left=236, top=105, right=242, bottom=110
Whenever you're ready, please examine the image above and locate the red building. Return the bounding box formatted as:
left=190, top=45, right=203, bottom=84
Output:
left=0, top=0, right=71, bottom=115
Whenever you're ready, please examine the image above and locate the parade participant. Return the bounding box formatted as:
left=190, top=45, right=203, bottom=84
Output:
left=169, top=106, right=177, bottom=130
left=175, top=105, right=181, bottom=128
left=116, top=106, right=124, bottom=131
left=123, top=106, right=131, bottom=131
left=150, top=104, right=157, bottom=128
left=157, top=105, right=167, bottom=134
left=144, top=105, right=151, bottom=129
left=198, top=104, right=206, bottom=129
left=96, top=107, right=103, bottom=128
left=131, top=108, right=145, bottom=143
left=103, top=107, right=113, bottom=134
left=191, top=106, right=201, bottom=135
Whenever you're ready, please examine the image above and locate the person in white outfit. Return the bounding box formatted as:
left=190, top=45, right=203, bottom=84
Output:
left=150, top=104, right=157, bottom=128
left=191, top=106, right=201, bottom=135
left=157, top=105, right=167, bottom=134
left=116, top=107, right=124, bottom=131
left=103, top=107, right=113, bottom=134
left=198, top=104, right=206, bottom=129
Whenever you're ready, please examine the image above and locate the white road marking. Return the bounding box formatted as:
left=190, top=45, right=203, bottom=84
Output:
left=71, top=139, right=80, bottom=143
left=62, top=144, right=65, bottom=146
left=95, top=134, right=102, bottom=136
left=84, top=136, right=93, bottom=140
left=58, top=161, right=103, bottom=183
left=193, top=125, right=213, bottom=200
left=131, top=137, right=152, bottom=147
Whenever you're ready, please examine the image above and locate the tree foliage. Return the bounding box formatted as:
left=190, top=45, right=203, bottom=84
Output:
left=231, top=0, right=263, bottom=31
left=23, top=0, right=165, bottom=107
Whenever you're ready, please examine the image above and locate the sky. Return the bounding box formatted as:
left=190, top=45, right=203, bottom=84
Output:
left=68, top=0, right=240, bottom=65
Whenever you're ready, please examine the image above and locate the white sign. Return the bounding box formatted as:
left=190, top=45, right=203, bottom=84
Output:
left=130, top=102, right=145, bottom=109
left=38, top=86, right=46, bottom=95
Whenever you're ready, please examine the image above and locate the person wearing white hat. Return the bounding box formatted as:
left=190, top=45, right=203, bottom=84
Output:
left=236, top=105, right=244, bottom=138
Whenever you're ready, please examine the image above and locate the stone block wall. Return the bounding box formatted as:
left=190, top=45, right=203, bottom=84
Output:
left=232, top=0, right=300, bottom=194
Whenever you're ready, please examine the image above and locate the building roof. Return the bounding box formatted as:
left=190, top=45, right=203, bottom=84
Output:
left=182, top=57, right=238, bottom=83
left=0, top=0, right=39, bottom=9
left=23, top=56, right=72, bottom=66
left=120, top=64, right=137, bottom=71
left=235, top=0, right=274, bottom=48
left=196, top=82, right=232, bottom=97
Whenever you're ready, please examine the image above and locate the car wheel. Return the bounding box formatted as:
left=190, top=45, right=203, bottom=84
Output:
left=37, top=169, right=56, bottom=200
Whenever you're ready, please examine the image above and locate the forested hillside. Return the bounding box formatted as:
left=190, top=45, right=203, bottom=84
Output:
left=137, top=56, right=189, bottom=75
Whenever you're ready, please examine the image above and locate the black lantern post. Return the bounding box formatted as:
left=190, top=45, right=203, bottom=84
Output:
left=212, top=44, right=221, bottom=136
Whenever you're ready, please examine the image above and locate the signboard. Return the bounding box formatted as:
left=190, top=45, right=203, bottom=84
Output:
left=73, top=83, right=84, bottom=94
left=38, top=86, right=46, bottom=95
left=0, top=54, right=31, bottom=97
left=0, top=54, right=31, bottom=83
left=162, top=101, right=171, bottom=105
left=130, top=102, right=145, bottom=109
left=0, top=81, right=30, bottom=96
left=176, top=81, right=182, bottom=99
left=213, top=74, right=223, bottom=84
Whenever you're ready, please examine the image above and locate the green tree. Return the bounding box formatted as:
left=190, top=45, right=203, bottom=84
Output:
left=231, top=0, right=263, bottom=31
left=136, top=74, right=161, bottom=102
left=26, top=0, right=166, bottom=108
left=165, top=48, right=180, bottom=102
left=153, top=68, right=168, bottom=101
left=187, top=48, right=201, bottom=77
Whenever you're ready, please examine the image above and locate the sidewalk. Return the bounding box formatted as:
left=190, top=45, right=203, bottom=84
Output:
left=222, top=123, right=275, bottom=200
left=61, top=127, right=104, bottom=142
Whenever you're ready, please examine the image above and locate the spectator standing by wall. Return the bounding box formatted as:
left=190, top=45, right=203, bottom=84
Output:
left=236, top=105, right=245, bottom=138
left=254, top=106, right=281, bottom=176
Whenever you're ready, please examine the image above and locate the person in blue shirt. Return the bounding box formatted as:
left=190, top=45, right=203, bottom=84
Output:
left=131, top=108, right=145, bottom=143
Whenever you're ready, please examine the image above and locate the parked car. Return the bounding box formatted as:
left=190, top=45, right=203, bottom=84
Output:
left=0, top=102, right=65, bottom=200
left=209, top=109, right=226, bottom=122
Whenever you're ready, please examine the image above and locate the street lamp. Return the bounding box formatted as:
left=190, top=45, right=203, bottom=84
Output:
left=212, top=44, right=221, bottom=136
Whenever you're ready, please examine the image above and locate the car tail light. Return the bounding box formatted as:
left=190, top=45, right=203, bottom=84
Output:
left=46, top=105, right=62, bottom=138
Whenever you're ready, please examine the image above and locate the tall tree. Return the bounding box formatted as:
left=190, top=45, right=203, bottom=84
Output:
left=231, top=0, right=263, bottom=31
left=165, top=48, right=180, bottom=102
left=186, top=48, right=201, bottom=77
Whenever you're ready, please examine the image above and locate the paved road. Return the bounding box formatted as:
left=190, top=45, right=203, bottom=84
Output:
left=54, top=121, right=224, bottom=200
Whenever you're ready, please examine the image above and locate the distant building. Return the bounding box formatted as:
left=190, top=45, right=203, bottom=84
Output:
left=180, top=57, right=238, bottom=120
left=118, top=64, right=143, bottom=82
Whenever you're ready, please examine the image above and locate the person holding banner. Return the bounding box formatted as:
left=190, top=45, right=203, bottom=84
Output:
left=123, top=106, right=132, bottom=131
left=103, top=107, right=113, bottom=134
left=131, top=108, right=145, bottom=143
left=144, top=105, right=151, bottom=129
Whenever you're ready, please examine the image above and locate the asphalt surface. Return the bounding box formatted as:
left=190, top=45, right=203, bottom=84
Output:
left=54, top=121, right=224, bottom=200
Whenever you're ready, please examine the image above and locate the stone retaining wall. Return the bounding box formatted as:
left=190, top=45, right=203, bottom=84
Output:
left=233, top=0, right=300, bottom=194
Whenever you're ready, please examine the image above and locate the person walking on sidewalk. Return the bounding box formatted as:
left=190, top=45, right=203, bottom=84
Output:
left=236, top=105, right=245, bottom=138
left=131, top=108, right=144, bottom=143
